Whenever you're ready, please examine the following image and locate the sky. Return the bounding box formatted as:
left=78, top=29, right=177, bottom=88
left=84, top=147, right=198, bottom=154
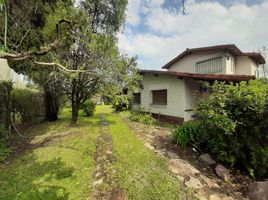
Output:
left=118, top=0, right=268, bottom=69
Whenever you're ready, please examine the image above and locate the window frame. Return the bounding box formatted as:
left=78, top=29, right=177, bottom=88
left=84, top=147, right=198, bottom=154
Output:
left=133, top=92, right=141, bottom=105
left=151, top=89, right=167, bottom=106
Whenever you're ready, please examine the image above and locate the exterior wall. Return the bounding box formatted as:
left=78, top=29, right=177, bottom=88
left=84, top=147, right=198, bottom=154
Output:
left=225, top=53, right=235, bottom=74
left=184, top=78, right=201, bottom=121
left=0, top=59, right=28, bottom=89
left=139, top=74, right=185, bottom=119
left=168, top=51, right=223, bottom=73
left=235, top=56, right=255, bottom=75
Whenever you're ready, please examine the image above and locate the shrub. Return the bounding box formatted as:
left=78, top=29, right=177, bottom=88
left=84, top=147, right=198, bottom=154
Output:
left=112, top=95, right=132, bottom=111
left=194, top=80, right=268, bottom=179
left=172, top=121, right=201, bottom=148
left=81, top=99, right=96, bottom=116
left=11, top=89, right=44, bottom=123
left=0, top=124, right=10, bottom=161
left=130, top=109, right=156, bottom=125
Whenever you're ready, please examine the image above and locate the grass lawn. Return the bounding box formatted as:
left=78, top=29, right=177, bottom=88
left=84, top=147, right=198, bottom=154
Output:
left=0, top=109, right=100, bottom=200
left=0, top=106, right=194, bottom=200
left=103, top=106, right=194, bottom=200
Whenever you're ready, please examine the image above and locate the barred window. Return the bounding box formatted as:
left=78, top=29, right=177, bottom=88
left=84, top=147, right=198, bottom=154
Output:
left=152, top=90, right=167, bottom=105
left=133, top=93, right=141, bottom=104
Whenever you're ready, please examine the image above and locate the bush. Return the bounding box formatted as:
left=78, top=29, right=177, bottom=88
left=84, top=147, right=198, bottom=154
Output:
left=172, top=121, right=201, bottom=148
left=194, top=80, right=268, bottom=179
left=81, top=99, right=96, bottom=116
left=11, top=89, right=44, bottom=123
left=0, top=124, right=10, bottom=161
left=130, top=109, right=156, bottom=125
left=112, top=95, right=132, bottom=111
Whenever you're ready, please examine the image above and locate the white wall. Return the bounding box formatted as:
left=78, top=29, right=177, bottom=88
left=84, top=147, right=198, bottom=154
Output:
left=139, top=74, right=185, bottom=119
left=235, top=56, right=255, bottom=75
left=184, top=78, right=201, bottom=121
left=168, top=51, right=223, bottom=73
left=0, top=58, right=28, bottom=88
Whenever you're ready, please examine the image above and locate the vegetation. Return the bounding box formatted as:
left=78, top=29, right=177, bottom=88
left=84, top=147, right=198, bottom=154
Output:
left=112, top=94, right=132, bottom=111
left=129, top=109, right=156, bottom=126
left=11, top=89, right=44, bottom=123
left=0, top=109, right=99, bottom=200
left=81, top=99, right=96, bottom=116
left=103, top=106, right=194, bottom=200
left=173, top=80, right=268, bottom=179
left=172, top=121, right=201, bottom=148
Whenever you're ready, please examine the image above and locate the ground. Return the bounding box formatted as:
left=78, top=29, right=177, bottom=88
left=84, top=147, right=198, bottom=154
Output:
left=0, top=106, right=196, bottom=200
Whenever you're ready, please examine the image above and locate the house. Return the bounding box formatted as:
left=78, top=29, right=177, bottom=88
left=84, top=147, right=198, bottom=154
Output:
left=0, top=58, right=29, bottom=88
left=133, top=44, right=266, bottom=124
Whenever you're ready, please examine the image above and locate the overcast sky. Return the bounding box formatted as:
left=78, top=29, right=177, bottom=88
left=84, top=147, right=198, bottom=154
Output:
left=118, top=0, right=268, bottom=69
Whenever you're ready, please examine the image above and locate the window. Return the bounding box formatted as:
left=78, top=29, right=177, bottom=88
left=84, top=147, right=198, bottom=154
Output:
left=133, top=93, right=141, bottom=104
left=151, top=89, right=167, bottom=105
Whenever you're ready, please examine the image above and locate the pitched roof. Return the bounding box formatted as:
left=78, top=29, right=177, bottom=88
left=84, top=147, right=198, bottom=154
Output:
left=139, top=69, right=255, bottom=82
left=162, top=44, right=266, bottom=69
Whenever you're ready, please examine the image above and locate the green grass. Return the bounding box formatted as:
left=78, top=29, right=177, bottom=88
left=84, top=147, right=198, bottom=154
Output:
left=104, top=107, right=193, bottom=200
left=0, top=109, right=99, bottom=200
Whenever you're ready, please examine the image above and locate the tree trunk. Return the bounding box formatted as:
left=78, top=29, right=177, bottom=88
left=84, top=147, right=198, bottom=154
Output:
left=71, top=102, right=79, bottom=125
left=44, top=91, right=59, bottom=121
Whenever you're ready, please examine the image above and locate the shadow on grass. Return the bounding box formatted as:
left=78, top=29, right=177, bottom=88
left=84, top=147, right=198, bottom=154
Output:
left=0, top=156, right=74, bottom=200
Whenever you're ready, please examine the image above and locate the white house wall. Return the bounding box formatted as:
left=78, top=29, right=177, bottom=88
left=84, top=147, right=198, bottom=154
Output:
left=235, top=56, right=254, bottom=75
left=184, top=78, right=200, bottom=121
left=168, top=51, right=223, bottom=73
left=139, top=74, right=185, bottom=119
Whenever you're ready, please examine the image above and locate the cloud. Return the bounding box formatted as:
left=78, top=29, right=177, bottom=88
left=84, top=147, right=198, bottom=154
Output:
left=120, top=0, right=268, bottom=69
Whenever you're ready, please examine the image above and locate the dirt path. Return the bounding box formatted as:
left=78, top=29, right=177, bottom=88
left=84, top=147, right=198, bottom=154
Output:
left=90, top=115, right=127, bottom=200
left=125, top=120, right=249, bottom=200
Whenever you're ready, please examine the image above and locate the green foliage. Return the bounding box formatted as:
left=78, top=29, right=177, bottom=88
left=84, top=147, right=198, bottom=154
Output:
left=81, top=99, right=96, bottom=116
left=129, top=109, right=156, bottom=126
left=0, top=124, right=10, bottom=161
left=172, top=121, right=201, bottom=148
left=194, top=80, right=268, bottom=179
left=11, top=89, right=44, bottom=123
left=112, top=95, right=132, bottom=111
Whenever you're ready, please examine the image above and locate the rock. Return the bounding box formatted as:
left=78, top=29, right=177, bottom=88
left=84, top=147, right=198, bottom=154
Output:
left=199, top=153, right=216, bottom=166
left=92, top=178, right=103, bottom=186
left=185, top=176, right=203, bottom=189
left=248, top=181, right=268, bottom=200
left=215, top=164, right=230, bottom=182
left=200, top=174, right=219, bottom=188
left=209, top=194, right=221, bottom=200
left=167, top=151, right=180, bottom=159
left=168, top=159, right=200, bottom=176
left=144, top=142, right=155, bottom=150
left=222, top=196, right=234, bottom=200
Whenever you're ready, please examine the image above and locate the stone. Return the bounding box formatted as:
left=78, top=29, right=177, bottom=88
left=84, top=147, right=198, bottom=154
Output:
left=209, top=194, right=221, bottom=200
left=167, top=151, right=180, bottom=159
left=92, top=178, right=103, bottom=186
left=222, top=196, right=234, bottom=200
left=144, top=142, right=155, bottom=150
left=199, top=153, right=216, bottom=166
left=200, top=174, right=220, bottom=188
left=248, top=181, right=268, bottom=200
left=168, top=159, right=200, bottom=176
left=185, top=176, right=203, bottom=189
left=215, top=164, right=230, bottom=182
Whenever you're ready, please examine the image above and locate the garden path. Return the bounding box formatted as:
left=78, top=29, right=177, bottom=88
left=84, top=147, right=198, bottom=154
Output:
left=125, top=120, right=248, bottom=200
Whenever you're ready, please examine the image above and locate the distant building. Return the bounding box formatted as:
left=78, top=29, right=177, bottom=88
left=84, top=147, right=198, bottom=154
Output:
left=0, top=59, right=29, bottom=88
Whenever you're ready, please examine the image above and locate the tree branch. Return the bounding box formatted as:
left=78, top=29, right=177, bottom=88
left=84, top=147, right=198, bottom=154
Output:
left=34, top=61, right=97, bottom=74
left=0, top=40, right=58, bottom=61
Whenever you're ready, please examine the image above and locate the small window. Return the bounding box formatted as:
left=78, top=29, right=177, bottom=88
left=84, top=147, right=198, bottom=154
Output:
left=133, top=93, right=141, bottom=104
left=152, top=89, right=167, bottom=105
